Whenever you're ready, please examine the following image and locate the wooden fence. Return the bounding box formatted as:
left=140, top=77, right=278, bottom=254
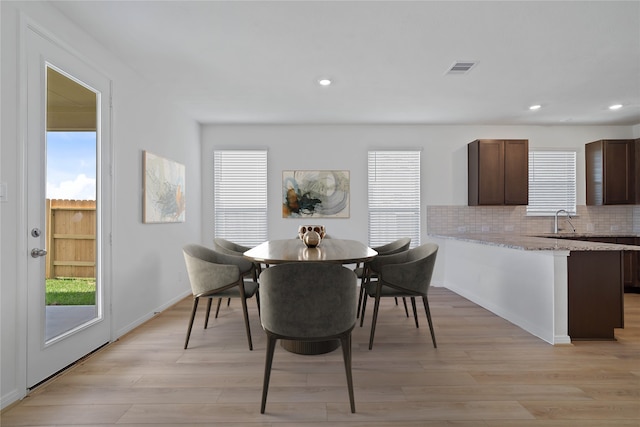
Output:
left=45, top=199, right=96, bottom=279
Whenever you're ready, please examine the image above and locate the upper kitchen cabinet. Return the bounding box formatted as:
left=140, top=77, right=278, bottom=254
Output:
left=468, top=139, right=529, bottom=206
left=636, top=139, right=640, bottom=204
left=586, top=139, right=636, bottom=205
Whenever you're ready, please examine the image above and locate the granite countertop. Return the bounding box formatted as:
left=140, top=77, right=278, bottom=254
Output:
left=429, top=233, right=640, bottom=251
left=534, top=232, right=640, bottom=238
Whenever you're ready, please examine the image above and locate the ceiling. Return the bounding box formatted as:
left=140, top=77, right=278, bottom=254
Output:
left=50, top=1, right=640, bottom=126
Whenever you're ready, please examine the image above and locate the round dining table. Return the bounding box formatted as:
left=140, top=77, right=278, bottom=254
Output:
left=244, top=238, right=377, bottom=265
left=244, top=238, right=377, bottom=354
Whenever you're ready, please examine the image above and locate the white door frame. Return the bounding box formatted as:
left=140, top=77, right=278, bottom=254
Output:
left=19, top=17, right=113, bottom=390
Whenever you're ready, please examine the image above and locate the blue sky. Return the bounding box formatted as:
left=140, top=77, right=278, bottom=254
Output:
left=46, top=131, right=96, bottom=200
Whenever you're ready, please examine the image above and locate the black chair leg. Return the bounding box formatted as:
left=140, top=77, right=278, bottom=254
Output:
left=356, top=284, right=365, bottom=319
left=255, top=291, right=261, bottom=318
left=368, top=295, right=381, bottom=350
left=260, top=334, right=278, bottom=414
left=205, top=298, right=213, bottom=328
left=422, top=296, right=437, bottom=348
left=214, top=298, right=222, bottom=319
left=240, top=295, right=253, bottom=351
left=359, top=293, right=368, bottom=327
left=184, top=297, right=199, bottom=349
left=340, top=333, right=356, bottom=413
left=356, top=266, right=370, bottom=319
left=402, top=297, right=409, bottom=317
left=411, top=297, right=419, bottom=328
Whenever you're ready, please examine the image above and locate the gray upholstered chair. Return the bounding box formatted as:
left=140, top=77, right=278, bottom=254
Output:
left=212, top=237, right=261, bottom=315
left=182, top=244, right=259, bottom=350
left=213, top=237, right=251, bottom=255
left=258, top=262, right=357, bottom=413
left=355, top=237, right=411, bottom=318
left=360, top=243, right=438, bottom=350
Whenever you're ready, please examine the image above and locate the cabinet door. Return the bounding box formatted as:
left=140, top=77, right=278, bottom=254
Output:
left=467, top=139, right=506, bottom=205
left=585, top=140, right=604, bottom=205
left=478, top=140, right=505, bottom=205
left=616, top=237, right=634, bottom=288
left=504, top=140, right=528, bottom=205
left=635, top=139, right=640, bottom=204
left=604, top=140, right=634, bottom=204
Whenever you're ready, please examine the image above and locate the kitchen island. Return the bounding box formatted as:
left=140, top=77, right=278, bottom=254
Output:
left=429, top=234, right=639, bottom=344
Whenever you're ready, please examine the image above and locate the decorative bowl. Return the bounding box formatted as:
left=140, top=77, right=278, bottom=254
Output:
left=302, top=230, right=321, bottom=248
left=298, top=225, right=326, bottom=240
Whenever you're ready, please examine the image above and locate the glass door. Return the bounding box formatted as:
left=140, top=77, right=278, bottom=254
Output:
left=26, top=26, right=111, bottom=388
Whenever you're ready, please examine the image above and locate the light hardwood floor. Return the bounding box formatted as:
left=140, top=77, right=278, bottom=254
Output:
left=2, top=287, right=639, bottom=426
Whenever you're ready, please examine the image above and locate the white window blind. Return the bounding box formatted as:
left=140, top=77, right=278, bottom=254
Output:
left=214, top=150, right=268, bottom=246
left=527, top=150, right=576, bottom=216
left=368, top=150, right=421, bottom=248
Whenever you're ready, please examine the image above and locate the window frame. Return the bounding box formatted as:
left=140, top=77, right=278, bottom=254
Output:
left=526, top=148, right=577, bottom=217
left=367, top=150, right=421, bottom=248
left=213, top=149, right=268, bottom=247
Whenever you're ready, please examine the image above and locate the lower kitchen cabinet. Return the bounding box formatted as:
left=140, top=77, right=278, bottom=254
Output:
left=581, top=236, right=640, bottom=293
left=568, top=251, right=623, bottom=339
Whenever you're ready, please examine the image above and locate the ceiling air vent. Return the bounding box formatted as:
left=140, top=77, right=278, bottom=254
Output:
left=446, top=61, right=478, bottom=75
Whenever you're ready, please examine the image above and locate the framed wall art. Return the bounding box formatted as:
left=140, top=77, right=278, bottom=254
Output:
left=282, top=170, right=350, bottom=218
left=143, top=151, right=186, bottom=223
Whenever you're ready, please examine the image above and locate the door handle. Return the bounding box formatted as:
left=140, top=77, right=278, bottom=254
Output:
left=31, top=248, right=47, bottom=258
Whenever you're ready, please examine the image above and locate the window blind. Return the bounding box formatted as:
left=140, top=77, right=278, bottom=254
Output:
left=368, top=150, right=421, bottom=248
left=527, top=150, right=576, bottom=216
left=213, top=150, right=268, bottom=246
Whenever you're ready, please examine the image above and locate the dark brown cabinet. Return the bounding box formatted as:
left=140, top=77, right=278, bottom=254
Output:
left=568, top=251, right=623, bottom=339
left=468, top=139, right=528, bottom=206
left=586, top=139, right=636, bottom=205
left=636, top=139, right=640, bottom=203
left=581, top=236, right=639, bottom=293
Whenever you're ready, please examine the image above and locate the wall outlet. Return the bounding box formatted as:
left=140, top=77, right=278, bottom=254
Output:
left=481, top=225, right=490, bottom=232
left=610, top=225, right=620, bottom=231
left=504, top=225, right=515, bottom=232
left=586, top=223, right=595, bottom=232
left=457, top=226, right=466, bottom=233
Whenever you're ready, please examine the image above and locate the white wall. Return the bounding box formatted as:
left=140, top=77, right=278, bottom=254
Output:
left=1, top=1, right=201, bottom=408
left=201, top=124, right=635, bottom=245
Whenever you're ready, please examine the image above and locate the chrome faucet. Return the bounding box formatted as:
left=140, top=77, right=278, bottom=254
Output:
left=554, top=209, right=576, bottom=234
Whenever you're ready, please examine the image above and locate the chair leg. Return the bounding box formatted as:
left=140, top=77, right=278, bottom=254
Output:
left=240, top=294, right=253, bottom=351
left=227, top=298, right=231, bottom=306
left=260, top=334, right=278, bottom=414
left=340, top=333, right=356, bottom=413
left=356, top=283, right=365, bottom=319
left=402, top=297, right=409, bottom=317
left=411, top=297, right=419, bottom=328
left=359, top=292, right=368, bottom=327
left=422, top=296, right=437, bottom=348
left=214, top=298, right=222, bottom=319
left=184, top=297, right=199, bottom=349
left=205, top=298, right=213, bottom=328
left=395, top=297, right=399, bottom=305
left=368, top=294, right=382, bottom=350
left=356, top=266, right=370, bottom=319
left=255, top=291, right=261, bottom=318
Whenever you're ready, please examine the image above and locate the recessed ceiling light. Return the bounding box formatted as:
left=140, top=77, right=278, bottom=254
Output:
left=529, top=104, right=541, bottom=110
left=609, top=104, right=623, bottom=110
left=318, top=79, right=332, bottom=86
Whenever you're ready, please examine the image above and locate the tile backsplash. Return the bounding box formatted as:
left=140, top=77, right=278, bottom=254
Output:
left=427, top=205, right=640, bottom=235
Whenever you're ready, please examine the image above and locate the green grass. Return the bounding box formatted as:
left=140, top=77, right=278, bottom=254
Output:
left=46, top=277, right=96, bottom=306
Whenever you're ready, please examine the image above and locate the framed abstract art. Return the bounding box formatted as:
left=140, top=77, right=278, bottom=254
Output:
left=282, top=170, right=350, bottom=218
left=143, top=151, right=186, bottom=223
